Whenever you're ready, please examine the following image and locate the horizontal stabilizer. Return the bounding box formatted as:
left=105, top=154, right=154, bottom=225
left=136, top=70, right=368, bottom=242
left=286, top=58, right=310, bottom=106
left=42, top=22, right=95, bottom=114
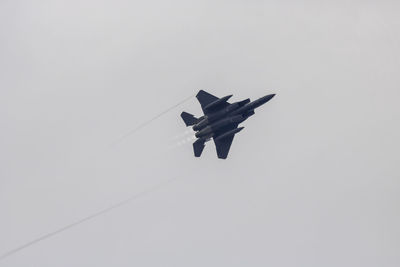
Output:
left=193, top=139, right=205, bottom=157
left=181, top=112, right=198, bottom=126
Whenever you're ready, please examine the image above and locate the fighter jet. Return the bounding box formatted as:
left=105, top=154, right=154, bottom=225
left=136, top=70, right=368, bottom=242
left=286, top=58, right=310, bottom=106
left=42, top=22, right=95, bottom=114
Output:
left=181, top=90, right=275, bottom=159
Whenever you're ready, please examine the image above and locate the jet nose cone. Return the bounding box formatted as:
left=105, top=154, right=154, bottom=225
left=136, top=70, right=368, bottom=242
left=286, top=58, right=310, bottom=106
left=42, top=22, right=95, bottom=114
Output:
left=264, top=93, right=275, bottom=100
left=260, top=93, right=275, bottom=104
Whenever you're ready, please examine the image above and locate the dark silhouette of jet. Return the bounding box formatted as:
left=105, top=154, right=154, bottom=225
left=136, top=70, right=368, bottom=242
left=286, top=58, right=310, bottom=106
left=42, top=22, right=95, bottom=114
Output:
left=181, top=90, right=275, bottom=159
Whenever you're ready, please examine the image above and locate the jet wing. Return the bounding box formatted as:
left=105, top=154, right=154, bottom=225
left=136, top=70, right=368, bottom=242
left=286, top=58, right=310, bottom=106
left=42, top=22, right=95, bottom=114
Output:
left=196, top=90, right=230, bottom=115
left=213, top=124, right=238, bottom=159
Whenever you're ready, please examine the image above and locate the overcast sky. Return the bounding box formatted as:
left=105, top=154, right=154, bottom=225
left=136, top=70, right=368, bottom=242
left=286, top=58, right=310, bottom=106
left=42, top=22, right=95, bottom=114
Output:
left=1, top=0, right=399, bottom=266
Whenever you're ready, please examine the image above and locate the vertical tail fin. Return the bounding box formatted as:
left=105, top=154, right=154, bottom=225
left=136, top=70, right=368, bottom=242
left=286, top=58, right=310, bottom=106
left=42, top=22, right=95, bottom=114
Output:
left=237, top=98, right=250, bottom=106
left=181, top=112, right=198, bottom=126
left=193, top=139, right=205, bottom=157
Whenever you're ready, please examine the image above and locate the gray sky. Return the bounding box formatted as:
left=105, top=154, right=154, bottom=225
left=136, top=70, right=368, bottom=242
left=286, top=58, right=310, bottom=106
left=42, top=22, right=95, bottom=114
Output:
left=1, top=0, right=399, bottom=266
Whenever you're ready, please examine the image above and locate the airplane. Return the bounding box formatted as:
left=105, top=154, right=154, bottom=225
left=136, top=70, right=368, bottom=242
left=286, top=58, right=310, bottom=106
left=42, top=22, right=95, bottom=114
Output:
left=180, top=90, right=275, bottom=159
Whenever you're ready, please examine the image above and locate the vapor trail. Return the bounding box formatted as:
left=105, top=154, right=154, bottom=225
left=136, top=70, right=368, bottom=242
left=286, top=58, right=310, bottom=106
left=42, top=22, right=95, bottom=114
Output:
left=0, top=93, right=195, bottom=262
left=166, top=134, right=196, bottom=150
left=108, top=93, right=195, bottom=148
left=170, top=129, right=194, bottom=140
left=0, top=177, right=181, bottom=262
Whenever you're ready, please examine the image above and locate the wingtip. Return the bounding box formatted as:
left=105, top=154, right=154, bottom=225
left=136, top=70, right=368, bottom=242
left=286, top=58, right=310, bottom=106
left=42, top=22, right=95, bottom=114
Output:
left=196, top=89, right=205, bottom=98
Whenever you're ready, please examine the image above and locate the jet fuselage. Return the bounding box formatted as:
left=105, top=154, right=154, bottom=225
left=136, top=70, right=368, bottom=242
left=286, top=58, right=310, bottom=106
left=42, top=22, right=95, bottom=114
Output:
left=180, top=90, right=275, bottom=159
left=193, top=94, right=275, bottom=139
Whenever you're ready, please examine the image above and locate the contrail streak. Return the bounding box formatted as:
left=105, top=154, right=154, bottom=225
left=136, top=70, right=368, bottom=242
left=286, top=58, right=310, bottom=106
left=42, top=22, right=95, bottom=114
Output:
left=108, top=93, right=195, bottom=148
left=0, top=177, right=181, bottom=262
left=171, top=129, right=195, bottom=140
left=166, top=134, right=196, bottom=150
left=0, top=93, right=195, bottom=262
